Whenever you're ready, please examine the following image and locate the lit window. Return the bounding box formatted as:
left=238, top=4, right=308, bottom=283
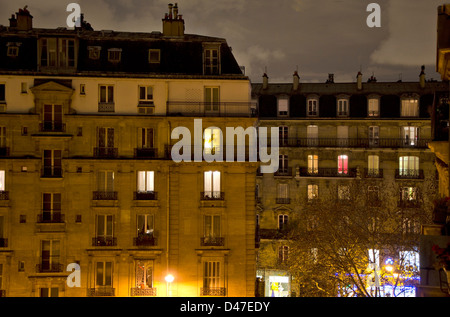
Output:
left=137, top=171, right=154, bottom=193
left=367, top=155, right=380, bottom=176
left=338, top=185, right=350, bottom=200
left=337, top=155, right=348, bottom=174
left=307, top=184, right=318, bottom=201
left=307, top=125, right=318, bottom=146
left=402, top=126, right=419, bottom=146
left=401, top=97, right=419, bottom=117
left=368, top=97, right=379, bottom=117
left=204, top=171, right=221, bottom=199
left=0, top=170, right=5, bottom=191
left=399, top=156, right=419, bottom=176
left=278, top=97, right=289, bottom=116
left=307, top=155, right=318, bottom=174
left=204, top=128, right=221, bottom=155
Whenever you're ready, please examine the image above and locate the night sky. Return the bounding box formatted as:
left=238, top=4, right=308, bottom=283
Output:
left=0, top=0, right=445, bottom=83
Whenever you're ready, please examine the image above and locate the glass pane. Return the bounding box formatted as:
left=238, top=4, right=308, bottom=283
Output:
left=204, top=171, right=212, bottom=193
left=97, top=215, right=105, bottom=236
left=0, top=170, right=4, bottom=191
left=105, top=262, right=112, bottom=286
left=146, top=171, right=154, bottom=192
left=137, top=171, right=146, bottom=192
left=96, top=262, right=103, bottom=286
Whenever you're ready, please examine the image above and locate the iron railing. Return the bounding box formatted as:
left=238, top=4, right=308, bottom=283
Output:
left=201, top=192, right=224, bottom=200
left=133, top=235, right=157, bottom=246
left=37, top=212, right=65, bottom=223
left=200, top=236, right=225, bottom=246
left=92, top=236, right=117, bottom=246
left=299, top=167, right=358, bottom=178
left=167, top=101, right=257, bottom=117
left=134, top=191, right=157, bottom=200
left=130, top=287, right=157, bottom=296
left=200, top=287, right=226, bottom=296
left=36, top=257, right=63, bottom=273
left=87, top=287, right=115, bottom=297
left=94, top=147, right=118, bottom=158
left=0, top=191, right=9, bottom=200
left=278, top=137, right=430, bottom=149
left=364, top=168, right=384, bottom=178
left=395, top=169, right=424, bottom=179
left=39, top=122, right=66, bottom=132
left=134, top=148, right=158, bottom=158
left=93, top=191, right=118, bottom=200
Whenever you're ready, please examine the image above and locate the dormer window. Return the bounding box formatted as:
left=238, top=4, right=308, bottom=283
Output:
left=368, top=96, right=380, bottom=117
left=148, top=49, right=160, bottom=63
left=6, top=42, right=20, bottom=57
left=401, top=94, right=419, bottom=117
left=39, top=38, right=75, bottom=68
left=277, top=97, right=289, bottom=116
left=108, top=48, right=122, bottom=63
left=307, top=96, right=319, bottom=116
left=88, top=46, right=101, bottom=60
left=337, top=97, right=349, bottom=117
left=203, top=44, right=220, bottom=75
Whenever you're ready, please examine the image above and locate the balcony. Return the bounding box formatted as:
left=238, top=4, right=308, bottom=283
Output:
left=98, top=102, right=115, bottom=113
left=93, top=191, right=118, bottom=200
left=299, top=167, right=358, bottom=178
left=134, top=191, right=157, bottom=200
left=130, top=287, right=157, bottom=296
left=94, top=147, right=118, bottom=158
left=364, top=168, right=384, bottom=178
left=0, top=238, right=7, bottom=248
left=274, top=167, right=292, bottom=177
left=36, top=257, right=63, bottom=273
left=395, top=169, right=424, bottom=180
left=39, top=121, right=66, bottom=133
left=278, top=137, right=430, bottom=149
left=41, top=166, right=63, bottom=178
left=0, top=147, right=9, bottom=157
left=134, top=148, right=158, bottom=158
left=87, top=287, right=115, bottom=297
left=133, top=235, right=157, bottom=247
left=167, top=101, right=257, bottom=117
left=276, top=198, right=291, bottom=204
left=92, top=236, right=117, bottom=247
left=0, top=191, right=9, bottom=200
left=201, top=191, right=224, bottom=200
left=37, top=212, right=65, bottom=223
left=201, top=236, right=225, bottom=246
left=200, top=287, right=226, bottom=296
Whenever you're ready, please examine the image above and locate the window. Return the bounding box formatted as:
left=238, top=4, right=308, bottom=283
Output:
left=204, top=171, right=221, bottom=199
left=204, top=215, right=221, bottom=238
left=401, top=187, right=418, bottom=202
left=137, top=171, right=154, bottom=193
left=40, top=38, right=75, bottom=68
left=368, top=97, right=379, bottom=117
left=0, top=170, right=4, bottom=192
left=307, top=155, right=318, bottom=174
left=400, top=251, right=419, bottom=271
left=96, top=261, right=113, bottom=287
left=278, top=245, right=289, bottom=263
left=278, top=97, right=289, bottom=116
left=401, top=97, right=419, bottom=117
left=277, top=183, right=289, bottom=204
left=138, top=128, right=154, bottom=149
left=98, top=85, right=114, bottom=111
left=369, top=126, right=379, bottom=146
left=204, top=87, right=220, bottom=112
left=338, top=185, right=350, bottom=200
left=399, top=156, right=419, bottom=177
left=43, top=150, right=62, bottom=177
left=337, top=155, right=348, bottom=175
left=107, top=49, right=122, bottom=63
left=80, top=84, right=85, bottom=95
left=367, top=155, right=380, bottom=177
left=307, top=98, right=318, bottom=116
left=337, top=98, right=349, bottom=116
left=7, top=45, right=19, bottom=57
left=96, top=215, right=114, bottom=245
left=97, top=127, right=115, bottom=149
left=204, top=128, right=221, bottom=155
left=135, top=260, right=153, bottom=291
left=307, top=184, right=318, bottom=201
left=0, top=126, right=5, bottom=148
left=278, top=214, right=289, bottom=231
left=148, top=49, right=160, bottom=63
left=21, top=82, right=27, bottom=94
left=203, top=261, right=221, bottom=292
left=278, top=155, right=289, bottom=175
left=402, top=127, right=419, bottom=146
left=139, top=86, right=154, bottom=103
left=88, top=46, right=101, bottom=60
left=42, top=193, right=61, bottom=222
left=204, top=48, right=219, bottom=75
left=40, top=240, right=60, bottom=272
left=307, top=125, right=318, bottom=146
left=279, top=126, right=288, bottom=146
left=98, top=171, right=114, bottom=193
left=137, top=214, right=154, bottom=238
left=40, top=288, right=59, bottom=297
left=0, top=84, right=5, bottom=102
left=42, top=104, right=63, bottom=131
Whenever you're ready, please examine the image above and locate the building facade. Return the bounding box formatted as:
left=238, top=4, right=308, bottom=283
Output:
left=253, top=71, right=449, bottom=297
left=0, top=5, right=258, bottom=297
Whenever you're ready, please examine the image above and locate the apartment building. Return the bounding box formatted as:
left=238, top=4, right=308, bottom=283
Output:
left=0, top=5, right=258, bottom=297
left=253, top=71, right=449, bottom=297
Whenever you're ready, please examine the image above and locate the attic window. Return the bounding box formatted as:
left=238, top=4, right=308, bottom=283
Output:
left=108, top=48, right=122, bottom=63
left=148, top=49, right=160, bottom=63
left=88, top=46, right=101, bottom=60
left=7, top=45, right=19, bottom=57
left=203, top=44, right=220, bottom=75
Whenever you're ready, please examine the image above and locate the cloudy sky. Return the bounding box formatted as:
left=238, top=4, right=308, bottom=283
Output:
left=0, top=0, right=445, bottom=83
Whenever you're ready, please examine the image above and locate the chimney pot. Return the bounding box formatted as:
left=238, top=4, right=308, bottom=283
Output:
left=356, top=71, right=363, bottom=90
left=419, top=65, right=426, bottom=88
left=263, top=73, right=269, bottom=90
left=293, top=71, right=300, bottom=91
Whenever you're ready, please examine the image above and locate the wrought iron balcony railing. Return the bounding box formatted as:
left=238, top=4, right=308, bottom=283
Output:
left=133, top=235, right=157, bottom=246
left=92, top=236, right=117, bottom=246
left=37, top=212, right=65, bottom=223
left=39, top=122, right=66, bottom=132
left=41, top=166, right=63, bottom=178
left=200, top=287, right=226, bottom=296
left=276, top=198, right=291, bottom=204
left=364, top=168, right=384, bottom=178
left=36, top=257, right=63, bottom=273
left=0, top=191, right=9, bottom=200
left=299, top=167, right=358, bottom=178
left=167, top=101, right=257, bottom=117
left=93, top=191, right=118, bottom=200
left=130, top=287, right=157, bottom=296
left=278, top=137, right=430, bottom=149
left=274, top=167, right=292, bottom=177
left=94, top=147, right=118, bottom=158
left=395, top=169, right=424, bottom=180
left=201, top=236, right=225, bottom=246
left=0, top=147, right=9, bottom=157
left=134, top=147, right=158, bottom=158
left=87, top=287, right=115, bottom=297
left=201, top=191, right=224, bottom=200
left=134, top=191, right=157, bottom=200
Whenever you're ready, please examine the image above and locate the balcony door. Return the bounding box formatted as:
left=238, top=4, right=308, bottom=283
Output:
left=43, top=104, right=62, bottom=131
left=204, top=87, right=220, bottom=113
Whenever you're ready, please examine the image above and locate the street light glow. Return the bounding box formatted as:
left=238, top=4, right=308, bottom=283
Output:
left=165, top=274, right=175, bottom=283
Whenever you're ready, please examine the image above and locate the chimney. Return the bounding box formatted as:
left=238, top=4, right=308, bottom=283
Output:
left=419, top=65, right=426, bottom=88
left=326, top=73, right=334, bottom=83
left=16, top=6, right=33, bottom=31
left=162, top=3, right=185, bottom=37
left=9, top=14, right=17, bottom=28
left=356, top=71, right=363, bottom=90
left=293, top=71, right=300, bottom=91
left=262, top=73, right=269, bottom=90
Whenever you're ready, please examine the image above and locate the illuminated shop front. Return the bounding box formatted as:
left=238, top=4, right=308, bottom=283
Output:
left=257, top=269, right=291, bottom=297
